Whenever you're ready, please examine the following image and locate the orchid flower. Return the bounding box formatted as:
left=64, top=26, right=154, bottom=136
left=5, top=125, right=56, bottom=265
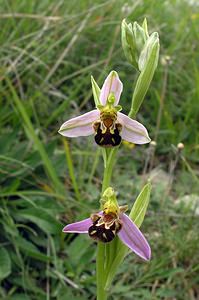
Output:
left=63, top=188, right=151, bottom=261
left=59, top=71, right=151, bottom=147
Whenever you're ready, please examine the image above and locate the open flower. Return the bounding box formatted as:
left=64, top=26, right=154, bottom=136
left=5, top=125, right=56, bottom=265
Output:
left=59, top=71, right=150, bottom=147
left=63, top=188, right=151, bottom=261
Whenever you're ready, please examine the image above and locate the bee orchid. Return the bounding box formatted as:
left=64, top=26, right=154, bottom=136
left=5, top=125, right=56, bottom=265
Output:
left=59, top=71, right=151, bottom=147
left=63, top=188, right=151, bottom=261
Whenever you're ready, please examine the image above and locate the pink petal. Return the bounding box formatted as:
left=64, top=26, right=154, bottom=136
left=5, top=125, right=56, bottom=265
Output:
left=118, top=213, right=151, bottom=260
left=118, top=112, right=151, bottom=144
left=63, top=217, right=92, bottom=233
left=100, top=71, right=123, bottom=106
left=59, top=110, right=99, bottom=137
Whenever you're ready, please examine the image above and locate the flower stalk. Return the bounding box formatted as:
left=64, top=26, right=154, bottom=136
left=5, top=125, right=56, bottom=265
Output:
left=96, top=150, right=117, bottom=300
left=60, top=17, right=160, bottom=300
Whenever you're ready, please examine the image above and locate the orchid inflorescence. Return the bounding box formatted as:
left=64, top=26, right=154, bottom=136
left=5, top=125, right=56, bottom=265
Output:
left=59, top=70, right=152, bottom=296
left=59, top=71, right=151, bottom=260
left=59, top=17, right=159, bottom=300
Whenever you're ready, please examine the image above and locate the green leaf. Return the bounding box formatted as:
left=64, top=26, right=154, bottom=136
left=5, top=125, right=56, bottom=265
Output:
left=105, top=238, right=126, bottom=290
left=6, top=78, right=64, bottom=194
left=91, top=75, right=101, bottom=106
left=0, top=247, right=11, bottom=280
left=17, top=208, right=62, bottom=234
left=129, top=182, right=151, bottom=227
left=7, top=294, right=31, bottom=300
left=15, top=236, right=51, bottom=262
left=63, top=139, right=81, bottom=202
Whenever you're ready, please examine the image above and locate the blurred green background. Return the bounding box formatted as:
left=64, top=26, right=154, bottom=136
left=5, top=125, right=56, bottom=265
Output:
left=0, top=0, right=199, bottom=299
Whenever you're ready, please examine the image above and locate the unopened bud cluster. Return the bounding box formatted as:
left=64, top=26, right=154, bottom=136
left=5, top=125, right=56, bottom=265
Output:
left=122, top=18, right=160, bottom=117
left=121, top=19, right=159, bottom=72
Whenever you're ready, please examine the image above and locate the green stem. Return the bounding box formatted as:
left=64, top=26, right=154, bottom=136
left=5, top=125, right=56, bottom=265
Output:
left=97, top=243, right=108, bottom=300
left=102, top=149, right=118, bottom=192
left=96, top=148, right=118, bottom=300
left=128, top=73, right=139, bottom=119
left=96, top=109, right=139, bottom=299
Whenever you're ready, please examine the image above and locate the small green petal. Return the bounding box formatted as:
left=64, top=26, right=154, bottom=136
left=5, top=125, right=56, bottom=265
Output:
left=91, top=75, right=101, bottom=106
left=114, top=105, right=122, bottom=112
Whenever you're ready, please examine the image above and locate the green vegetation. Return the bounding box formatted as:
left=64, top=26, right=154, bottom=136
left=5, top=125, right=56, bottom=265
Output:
left=0, top=0, right=198, bottom=299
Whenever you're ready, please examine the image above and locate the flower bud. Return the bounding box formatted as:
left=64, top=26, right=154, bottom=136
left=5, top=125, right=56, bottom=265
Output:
left=129, top=30, right=160, bottom=117
left=121, top=18, right=150, bottom=71
left=138, top=32, right=159, bottom=72
left=133, top=21, right=146, bottom=54
left=121, top=19, right=138, bottom=69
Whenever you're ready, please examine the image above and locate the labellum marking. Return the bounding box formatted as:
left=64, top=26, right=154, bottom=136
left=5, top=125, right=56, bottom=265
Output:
left=93, top=111, right=122, bottom=147
left=88, top=213, right=122, bottom=243
left=89, top=229, right=97, bottom=235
